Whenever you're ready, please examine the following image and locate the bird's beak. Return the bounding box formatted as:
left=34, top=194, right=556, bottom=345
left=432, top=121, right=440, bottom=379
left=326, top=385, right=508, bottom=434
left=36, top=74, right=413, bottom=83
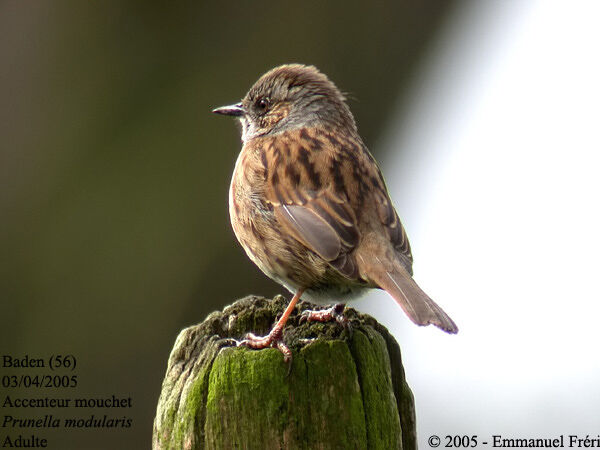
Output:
left=212, top=102, right=244, bottom=117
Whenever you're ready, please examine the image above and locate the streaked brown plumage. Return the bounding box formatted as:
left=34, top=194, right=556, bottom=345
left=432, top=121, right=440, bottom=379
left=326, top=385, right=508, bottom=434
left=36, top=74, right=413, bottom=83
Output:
left=214, top=64, right=457, bottom=360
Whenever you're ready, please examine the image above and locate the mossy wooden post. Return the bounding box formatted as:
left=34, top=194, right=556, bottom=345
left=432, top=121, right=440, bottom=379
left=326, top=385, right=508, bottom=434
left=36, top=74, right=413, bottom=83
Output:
left=153, top=295, right=417, bottom=450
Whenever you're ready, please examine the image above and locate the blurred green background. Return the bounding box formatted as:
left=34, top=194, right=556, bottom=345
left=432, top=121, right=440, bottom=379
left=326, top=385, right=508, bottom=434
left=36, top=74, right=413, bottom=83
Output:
left=1, top=2, right=456, bottom=448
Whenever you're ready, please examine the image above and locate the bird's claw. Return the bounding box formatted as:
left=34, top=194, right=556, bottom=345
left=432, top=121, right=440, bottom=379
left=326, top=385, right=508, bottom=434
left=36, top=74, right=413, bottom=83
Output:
left=298, top=309, right=311, bottom=325
left=299, top=303, right=352, bottom=337
left=220, top=337, right=241, bottom=347
left=299, top=303, right=346, bottom=324
left=237, top=325, right=293, bottom=373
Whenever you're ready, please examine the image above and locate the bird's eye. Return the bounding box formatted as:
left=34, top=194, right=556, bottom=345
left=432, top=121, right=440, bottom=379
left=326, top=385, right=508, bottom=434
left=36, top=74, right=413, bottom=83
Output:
left=256, top=97, right=270, bottom=111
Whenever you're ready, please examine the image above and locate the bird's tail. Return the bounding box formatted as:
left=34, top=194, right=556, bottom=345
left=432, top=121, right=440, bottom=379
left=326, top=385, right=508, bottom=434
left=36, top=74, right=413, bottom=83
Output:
left=368, top=262, right=458, bottom=334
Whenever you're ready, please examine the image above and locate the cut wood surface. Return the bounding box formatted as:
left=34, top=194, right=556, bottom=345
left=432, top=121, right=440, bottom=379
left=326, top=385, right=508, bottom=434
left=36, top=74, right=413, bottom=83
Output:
left=153, top=295, right=416, bottom=450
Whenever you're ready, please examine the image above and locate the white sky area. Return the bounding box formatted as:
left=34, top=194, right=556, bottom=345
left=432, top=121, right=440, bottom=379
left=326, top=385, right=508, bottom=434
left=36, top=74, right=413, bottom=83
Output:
left=354, top=0, right=600, bottom=441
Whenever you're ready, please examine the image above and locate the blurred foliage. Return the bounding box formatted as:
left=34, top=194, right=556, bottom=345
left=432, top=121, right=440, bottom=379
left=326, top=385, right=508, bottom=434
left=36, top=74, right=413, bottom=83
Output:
left=0, top=1, right=455, bottom=448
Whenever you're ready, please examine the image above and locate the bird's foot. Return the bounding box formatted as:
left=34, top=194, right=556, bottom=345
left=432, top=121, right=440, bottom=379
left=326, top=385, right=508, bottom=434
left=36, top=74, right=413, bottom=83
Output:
left=299, top=303, right=349, bottom=328
left=237, top=324, right=292, bottom=366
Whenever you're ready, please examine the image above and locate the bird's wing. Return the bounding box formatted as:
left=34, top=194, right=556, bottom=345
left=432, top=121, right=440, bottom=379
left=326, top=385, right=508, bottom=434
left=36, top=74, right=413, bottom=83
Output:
left=372, top=187, right=414, bottom=275
left=261, top=127, right=412, bottom=279
left=272, top=187, right=361, bottom=279
left=261, top=129, right=362, bottom=278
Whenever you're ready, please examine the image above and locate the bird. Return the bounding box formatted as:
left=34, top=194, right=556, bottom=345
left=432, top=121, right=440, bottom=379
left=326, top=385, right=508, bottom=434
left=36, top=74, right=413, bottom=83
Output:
left=213, top=64, right=457, bottom=361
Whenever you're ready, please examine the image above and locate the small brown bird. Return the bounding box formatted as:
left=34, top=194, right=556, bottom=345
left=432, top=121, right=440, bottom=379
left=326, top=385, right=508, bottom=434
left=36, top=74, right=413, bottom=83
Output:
left=214, top=64, right=457, bottom=360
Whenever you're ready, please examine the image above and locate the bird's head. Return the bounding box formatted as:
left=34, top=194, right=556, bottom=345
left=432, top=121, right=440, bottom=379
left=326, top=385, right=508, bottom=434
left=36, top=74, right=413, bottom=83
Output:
left=213, top=64, right=356, bottom=142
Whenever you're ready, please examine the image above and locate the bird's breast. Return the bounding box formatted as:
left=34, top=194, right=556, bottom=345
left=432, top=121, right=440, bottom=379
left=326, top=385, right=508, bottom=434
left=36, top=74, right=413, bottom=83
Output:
left=230, top=148, right=266, bottom=234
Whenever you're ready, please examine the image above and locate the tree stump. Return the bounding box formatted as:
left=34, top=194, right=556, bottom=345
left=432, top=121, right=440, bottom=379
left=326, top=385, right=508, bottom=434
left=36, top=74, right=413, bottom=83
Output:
left=153, top=295, right=417, bottom=450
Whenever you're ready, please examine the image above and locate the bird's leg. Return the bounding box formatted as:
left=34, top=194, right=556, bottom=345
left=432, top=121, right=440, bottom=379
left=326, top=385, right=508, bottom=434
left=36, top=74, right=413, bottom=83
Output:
left=299, top=303, right=348, bottom=327
left=238, top=288, right=305, bottom=364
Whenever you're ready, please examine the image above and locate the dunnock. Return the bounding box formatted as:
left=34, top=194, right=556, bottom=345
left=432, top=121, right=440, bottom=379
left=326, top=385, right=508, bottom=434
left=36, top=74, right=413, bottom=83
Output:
left=214, top=64, right=457, bottom=361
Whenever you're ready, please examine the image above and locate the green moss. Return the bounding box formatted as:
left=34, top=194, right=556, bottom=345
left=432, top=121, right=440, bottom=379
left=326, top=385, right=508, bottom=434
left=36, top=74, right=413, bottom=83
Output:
left=297, top=339, right=367, bottom=449
left=205, top=347, right=289, bottom=449
left=350, top=327, right=402, bottom=449
left=154, top=297, right=414, bottom=449
left=202, top=339, right=368, bottom=449
left=173, top=359, right=213, bottom=449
